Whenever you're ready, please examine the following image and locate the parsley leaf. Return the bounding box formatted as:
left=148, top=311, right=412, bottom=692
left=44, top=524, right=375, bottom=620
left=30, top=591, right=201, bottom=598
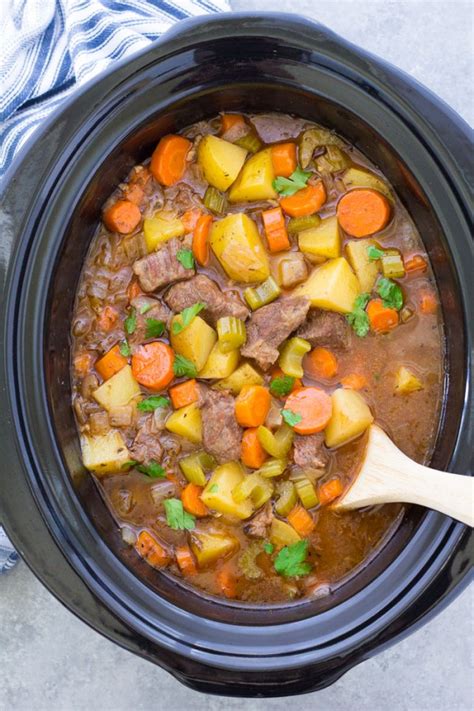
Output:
left=367, top=245, right=385, bottom=261
left=274, top=540, right=312, bottom=578
left=173, top=354, right=198, bottom=378
left=263, top=542, right=274, bottom=554
left=272, top=166, right=312, bottom=196
left=136, top=460, right=166, bottom=478
left=172, top=302, right=206, bottom=335
left=139, top=303, right=152, bottom=315
left=281, top=409, right=302, bottom=427
left=121, top=459, right=137, bottom=470
left=208, top=484, right=219, bottom=493
left=145, top=318, right=165, bottom=339
left=137, top=396, right=170, bottom=412
left=124, top=307, right=137, bottom=335
left=119, top=340, right=131, bottom=357
left=176, top=248, right=195, bottom=270
left=346, top=292, right=370, bottom=337
left=377, top=277, right=403, bottom=311
left=270, top=375, right=295, bottom=397
left=164, top=498, right=196, bottom=530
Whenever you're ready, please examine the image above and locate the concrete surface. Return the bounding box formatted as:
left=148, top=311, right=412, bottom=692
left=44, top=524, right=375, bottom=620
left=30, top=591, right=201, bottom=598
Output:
left=1, top=1, right=473, bottom=710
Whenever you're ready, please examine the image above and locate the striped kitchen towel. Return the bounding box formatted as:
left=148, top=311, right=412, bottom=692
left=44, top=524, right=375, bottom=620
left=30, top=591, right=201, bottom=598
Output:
left=0, top=0, right=229, bottom=572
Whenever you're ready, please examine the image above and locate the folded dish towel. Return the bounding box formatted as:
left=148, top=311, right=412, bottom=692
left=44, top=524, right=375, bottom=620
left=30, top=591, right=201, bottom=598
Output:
left=0, top=0, right=229, bottom=572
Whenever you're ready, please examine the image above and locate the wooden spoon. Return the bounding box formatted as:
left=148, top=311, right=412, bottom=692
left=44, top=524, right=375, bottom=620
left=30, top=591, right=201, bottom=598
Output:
left=334, top=424, right=473, bottom=527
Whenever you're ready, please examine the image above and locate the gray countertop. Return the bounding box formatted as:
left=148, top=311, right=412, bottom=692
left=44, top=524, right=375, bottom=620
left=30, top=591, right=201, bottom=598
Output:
left=1, top=2, right=472, bottom=709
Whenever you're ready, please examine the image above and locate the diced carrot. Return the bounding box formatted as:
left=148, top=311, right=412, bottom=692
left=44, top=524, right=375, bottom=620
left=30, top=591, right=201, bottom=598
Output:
left=306, top=347, right=338, bottom=380
left=340, top=373, right=368, bottom=390
left=97, top=305, right=118, bottom=332
left=318, top=478, right=344, bottom=505
left=271, top=142, right=297, bottom=178
left=131, top=342, right=175, bottom=390
left=241, top=428, right=268, bottom=469
left=181, top=483, right=208, bottom=517
left=95, top=345, right=128, bottom=381
left=127, top=279, right=142, bottom=302
left=235, top=385, right=271, bottom=427
left=176, top=545, right=198, bottom=576
left=367, top=298, right=399, bottom=333
left=74, top=352, right=93, bottom=378
left=216, top=565, right=237, bottom=598
left=169, top=379, right=199, bottom=409
left=166, top=471, right=179, bottom=485
left=270, top=367, right=302, bottom=395
left=284, top=387, right=332, bottom=435
left=337, top=189, right=391, bottom=237
left=182, top=208, right=202, bottom=233
left=103, top=200, right=141, bottom=234
left=261, top=206, right=290, bottom=252
left=150, top=134, right=192, bottom=186
left=220, top=113, right=245, bottom=134
left=135, top=530, right=169, bottom=568
left=280, top=182, right=326, bottom=217
left=192, top=213, right=213, bottom=266
left=287, top=504, right=315, bottom=536
left=420, top=290, right=438, bottom=314
left=404, top=254, right=428, bottom=274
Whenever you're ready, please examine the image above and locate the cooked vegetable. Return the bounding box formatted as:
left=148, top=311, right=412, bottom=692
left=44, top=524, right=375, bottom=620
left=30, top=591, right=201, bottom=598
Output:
left=170, top=314, right=217, bottom=371
left=181, top=483, right=208, bottom=517
left=179, top=450, right=216, bottom=486
left=181, top=208, right=201, bottom=233
left=273, top=166, right=311, bottom=197
left=203, top=186, right=227, bottom=215
left=342, top=166, right=393, bottom=201
left=274, top=539, right=311, bottom=577
left=287, top=504, right=315, bottom=536
left=346, top=292, right=370, bottom=337
left=244, top=276, right=281, bottom=310
left=318, top=478, right=344, bottom=505
left=337, top=188, right=391, bottom=237
left=169, top=379, right=198, bottom=409
left=404, top=254, right=428, bottom=274
left=419, top=290, right=438, bottom=314
left=381, top=249, right=405, bottom=279
left=234, top=130, right=263, bottom=154
left=232, top=472, right=268, bottom=503
left=271, top=142, right=297, bottom=177
left=216, top=565, right=237, bottom=598
left=135, top=530, right=169, bottom=568
left=235, top=385, right=271, bottom=427
left=367, top=298, right=399, bottom=333
left=175, top=545, right=198, bottom=576
left=143, top=211, right=185, bottom=252
left=394, top=366, right=424, bottom=394
left=295, top=257, right=360, bottom=313
left=287, top=215, right=321, bottom=233
left=201, top=462, right=254, bottom=519
left=400, top=306, right=415, bottom=323
left=165, top=403, right=202, bottom=444
left=273, top=252, right=308, bottom=288
left=81, top=430, right=131, bottom=475
left=197, top=135, right=247, bottom=191
left=298, top=215, right=341, bottom=259
left=214, top=362, right=263, bottom=395
left=284, top=387, right=333, bottom=435
left=346, top=238, right=380, bottom=292
left=251, top=477, right=274, bottom=508
left=275, top=481, right=298, bottom=517
left=278, top=337, right=311, bottom=378
left=241, top=427, right=268, bottom=469
left=315, top=146, right=350, bottom=173
left=103, top=200, right=141, bottom=234
left=93, top=364, right=141, bottom=411
left=256, top=458, right=287, bottom=478
left=220, top=113, right=245, bottom=133
left=191, top=531, right=239, bottom=568
left=95, top=345, right=128, bottom=381
left=210, top=212, right=270, bottom=283
left=239, top=541, right=263, bottom=579
left=306, top=347, right=338, bottom=380
left=298, top=127, right=344, bottom=169
left=280, top=182, right=326, bottom=217
left=257, top=423, right=294, bottom=458
left=217, top=317, right=246, bottom=353
left=228, top=149, right=277, bottom=202
left=262, top=207, right=290, bottom=253
left=150, top=134, right=192, bottom=186
left=192, top=213, right=213, bottom=266
left=294, top=477, right=318, bottom=509
left=198, top=341, right=239, bottom=379
left=137, top=395, right=170, bottom=411
left=324, top=388, right=374, bottom=448
left=131, top=342, right=175, bottom=390
left=340, top=373, right=367, bottom=390
left=270, top=518, right=301, bottom=548
left=171, top=302, right=206, bottom=335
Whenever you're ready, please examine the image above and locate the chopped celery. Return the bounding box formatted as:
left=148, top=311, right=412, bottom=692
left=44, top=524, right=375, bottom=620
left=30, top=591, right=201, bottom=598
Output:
left=232, top=472, right=266, bottom=503
left=179, top=451, right=216, bottom=486
left=252, top=478, right=274, bottom=508
left=275, top=481, right=298, bottom=517
left=257, top=423, right=294, bottom=458
left=238, top=541, right=263, bottom=579
left=234, top=131, right=263, bottom=154
left=203, top=186, right=227, bottom=215
left=315, top=145, right=350, bottom=173
left=298, top=127, right=344, bottom=169
left=287, top=215, right=321, bottom=233
left=217, top=317, right=246, bottom=353
left=256, top=458, right=287, bottom=478
left=295, top=477, right=319, bottom=508
left=381, top=249, right=406, bottom=279
left=278, top=253, right=308, bottom=288
left=278, top=337, right=311, bottom=378
left=244, top=276, right=281, bottom=310
left=270, top=518, right=301, bottom=547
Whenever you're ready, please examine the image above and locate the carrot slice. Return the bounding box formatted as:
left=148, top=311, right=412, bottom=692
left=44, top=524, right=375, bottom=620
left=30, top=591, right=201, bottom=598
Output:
left=420, top=290, right=438, bottom=314
left=150, top=134, right=192, bottom=186
left=367, top=298, right=398, bottom=333
left=241, top=427, right=268, bottom=469
left=131, top=342, right=175, bottom=390
left=306, top=347, right=338, bottom=380
left=103, top=200, right=141, bottom=234
left=135, top=531, right=169, bottom=568
left=270, top=367, right=302, bottom=395
left=337, top=189, right=391, bottom=237
left=404, top=254, right=428, bottom=274
left=169, top=379, right=199, bottom=409
left=127, top=279, right=142, bottom=302
left=271, top=143, right=297, bottom=178
left=261, top=206, right=290, bottom=252
left=340, top=373, right=367, bottom=390
left=95, top=345, right=128, bottom=381
left=97, top=305, right=118, bottom=332
left=182, top=208, right=202, bottom=233
left=280, top=182, right=326, bottom=217
left=318, top=478, right=344, bottom=506
left=192, top=213, right=213, bottom=266
left=181, top=483, right=208, bottom=517
left=235, top=385, right=271, bottom=427
left=284, top=387, right=332, bottom=435
left=216, top=565, right=237, bottom=598
left=176, top=545, right=198, bottom=576
left=287, top=504, right=315, bottom=536
left=74, top=352, right=93, bottom=378
left=220, top=113, right=245, bottom=134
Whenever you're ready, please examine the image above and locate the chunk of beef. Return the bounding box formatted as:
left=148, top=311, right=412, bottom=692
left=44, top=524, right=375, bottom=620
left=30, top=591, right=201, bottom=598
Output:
left=241, top=296, right=310, bottom=370
left=297, top=309, right=350, bottom=350
left=200, top=388, right=242, bottom=463
left=130, top=415, right=163, bottom=464
left=133, top=237, right=194, bottom=292
left=164, top=274, right=249, bottom=325
left=129, top=295, right=171, bottom=345
left=244, top=502, right=273, bottom=538
left=293, top=433, right=328, bottom=470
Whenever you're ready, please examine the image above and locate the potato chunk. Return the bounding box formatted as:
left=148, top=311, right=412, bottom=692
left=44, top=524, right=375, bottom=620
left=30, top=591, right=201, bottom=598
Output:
left=295, top=257, right=360, bottom=313
left=201, top=462, right=254, bottom=519
left=228, top=149, right=277, bottom=202
left=325, top=388, right=374, bottom=448
left=170, top=315, right=217, bottom=371
left=395, top=366, right=424, bottom=394
left=270, top=519, right=301, bottom=548
left=198, top=341, right=240, bottom=379
left=93, top=365, right=141, bottom=412
left=143, top=211, right=185, bottom=252
left=165, top=403, right=202, bottom=444
left=214, top=362, right=263, bottom=395
left=81, top=430, right=131, bottom=475
left=342, top=166, right=393, bottom=202
left=298, top=216, right=341, bottom=259
left=210, top=212, right=270, bottom=283
left=198, top=135, right=248, bottom=191
left=191, top=531, right=239, bottom=567
left=346, top=238, right=380, bottom=292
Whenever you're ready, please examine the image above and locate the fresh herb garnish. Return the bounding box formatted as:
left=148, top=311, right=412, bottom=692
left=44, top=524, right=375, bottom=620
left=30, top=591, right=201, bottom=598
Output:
left=270, top=375, right=295, bottom=397
left=139, top=303, right=153, bottom=315
left=137, top=396, right=170, bottom=412
left=164, top=498, right=196, bottom=530
left=208, top=484, right=219, bottom=493
left=367, top=245, right=385, bottom=261
left=172, top=302, right=206, bottom=335
left=145, top=318, right=165, bottom=339
left=173, top=354, right=198, bottom=378
left=346, top=292, right=370, bottom=337
left=273, top=166, right=312, bottom=196
left=274, top=540, right=312, bottom=578
left=136, top=460, right=166, bottom=478
left=119, top=340, right=131, bottom=357
left=121, top=459, right=137, bottom=470
left=124, top=307, right=137, bottom=335
left=377, top=277, right=403, bottom=311
left=176, top=248, right=195, bottom=270
left=281, top=409, right=303, bottom=427
left=263, top=542, right=274, bottom=554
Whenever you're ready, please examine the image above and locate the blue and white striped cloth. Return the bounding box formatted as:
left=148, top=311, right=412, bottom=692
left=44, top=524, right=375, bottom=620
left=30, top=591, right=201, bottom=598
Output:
left=0, top=0, right=229, bottom=572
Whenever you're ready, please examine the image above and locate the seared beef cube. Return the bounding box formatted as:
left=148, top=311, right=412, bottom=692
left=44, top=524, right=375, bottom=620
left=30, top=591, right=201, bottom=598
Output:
left=293, top=433, right=328, bottom=470
left=164, top=274, right=249, bottom=325
left=244, top=502, right=273, bottom=538
left=200, top=388, right=242, bottom=463
left=133, top=238, right=194, bottom=292
left=297, top=309, right=350, bottom=350
left=130, top=415, right=163, bottom=464
left=129, top=295, right=171, bottom=345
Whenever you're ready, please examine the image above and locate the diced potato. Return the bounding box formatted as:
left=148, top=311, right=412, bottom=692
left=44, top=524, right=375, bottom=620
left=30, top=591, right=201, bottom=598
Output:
left=325, top=388, right=374, bottom=448
left=170, top=315, right=217, bottom=371
left=93, top=365, right=141, bottom=412
left=342, top=166, right=393, bottom=202
left=201, top=462, right=254, bottom=519
left=270, top=518, right=301, bottom=548
left=214, top=362, right=263, bottom=395
left=198, top=341, right=240, bottom=379
left=143, top=211, right=185, bottom=252
left=394, top=366, right=424, bottom=394
left=81, top=430, right=131, bottom=475
left=295, top=257, right=360, bottom=313
left=271, top=252, right=308, bottom=288
left=228, top=149, right=277, bottom=202
left=197, top=135, right=248, bottom=191
left=346, top=238, right=380, bottom=292
left=165, top=403, right=202, bottom=444
left=210, top=212, right=270, bottom=283
left=298, top=216, right=341, bottom=259
left=191, top=531, right=239, bottom=568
